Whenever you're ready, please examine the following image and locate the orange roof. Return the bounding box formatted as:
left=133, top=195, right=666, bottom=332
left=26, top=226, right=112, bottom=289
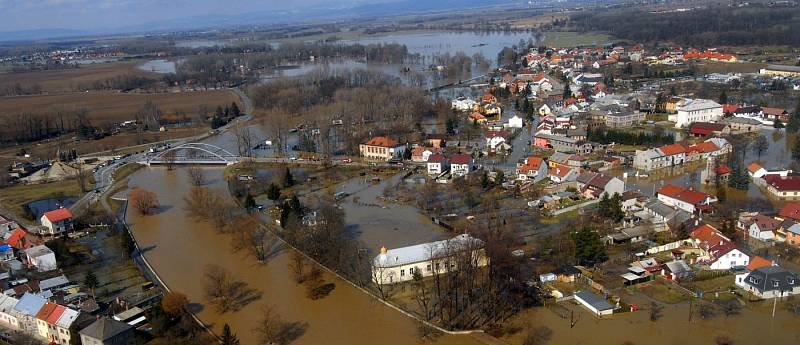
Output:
left=761, top=107, right=786, bottom=116
left=747, top=162, right=764, bottom=173
left=549, top=163, right=574, bottom=178
left=690, top=224, right=729, bottom=245
left=723, top=103, right=740, bottom=113
left=518, top=157, right=544, bottom=173
left=469, top=112, right=486, bottom=120
left=715, top=164, right=731, bottom=175
left=411, top=146, right=435, bottom=157
left=46, top=305, right=66, bottom=324
left=36, top=302, right=58, bottom=321
left=779, top=202, right=800, bottom=221
left=43, top=208, right=72, bottom=222
left=657, top=184, right=684, bottom=198
left=747, top=256, right=773, bottom=271
left=364, top=136, right=399, bottom=147
left=658, top=143, right=686, bottom=156
left=687, top=141, right=718, bottom=154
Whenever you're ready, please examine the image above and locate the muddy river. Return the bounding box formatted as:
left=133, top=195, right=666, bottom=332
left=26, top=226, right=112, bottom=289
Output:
left=125, top=166, right=481, bottom=345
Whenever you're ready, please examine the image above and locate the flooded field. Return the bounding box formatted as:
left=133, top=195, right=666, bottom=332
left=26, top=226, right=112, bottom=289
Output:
left=137, top=59, right=176, bottom=74
left=503, top=295, right=800, bottom=345
left=125, top=166, right=482, bottom=345
left=337, top=172, right=447, bottom=251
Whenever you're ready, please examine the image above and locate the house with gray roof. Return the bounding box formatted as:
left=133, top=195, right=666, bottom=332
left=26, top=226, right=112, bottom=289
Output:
left=10, top=293, right=46, bottom=334
left=738, top=266, right=800, bottom=299
left=79, top=317, right=134, bottom=345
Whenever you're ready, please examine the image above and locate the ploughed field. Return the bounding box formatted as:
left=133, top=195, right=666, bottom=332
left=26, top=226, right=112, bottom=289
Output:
left=0, top=61, right=158, bottom=94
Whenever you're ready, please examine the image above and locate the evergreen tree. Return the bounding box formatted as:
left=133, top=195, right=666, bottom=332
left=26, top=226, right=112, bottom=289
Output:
left=793, top=137, right=800, bottom=160
left=220, top=324, right=240, bottom=345
left=609, top=193, right=624, bottom=222
left=598, top=193, right=611, bottom=218
left=719, top=90, right=728, bottom=105
left=787, top=100, right=800, bottom=133
left=774, top=119, right=784, bottom=129
left=562, top=84, right=572, bottom=99
left=494, top=170, right=505, bottom=185
left=481, top=171, right=490, bottom=189
left=283, top=167, right=295, bottom=187
left=572, top=226, right=608, bottom=266
left=244, top=194, right=257, bottom=211
left=289, top=194, right=304, bottom=218
left=267, top=183, right=281, bottom=201
left=230, top=102, right=241, bottom=117
left=84, top=271, right=99, bottom=297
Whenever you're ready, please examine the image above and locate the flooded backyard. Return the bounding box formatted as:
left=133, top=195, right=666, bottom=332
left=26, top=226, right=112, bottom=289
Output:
left=124, top=166, right=481, bottom=345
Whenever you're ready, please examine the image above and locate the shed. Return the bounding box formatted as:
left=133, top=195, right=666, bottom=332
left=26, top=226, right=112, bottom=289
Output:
left=574, top=290, right=614, bottom=316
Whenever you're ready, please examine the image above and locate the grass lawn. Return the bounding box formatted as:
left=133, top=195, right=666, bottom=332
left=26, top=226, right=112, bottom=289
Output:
left=683, top=275, right=735, bottom=293
left=0, top=179, right=85, bottom=221
left=113, top=162, right=144, bottom=181
left=637, top=281, right=690, bottom=304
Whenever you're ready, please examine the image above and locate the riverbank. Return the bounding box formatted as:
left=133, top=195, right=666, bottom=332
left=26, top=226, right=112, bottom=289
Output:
left=124, top=166, right=485, bottom=345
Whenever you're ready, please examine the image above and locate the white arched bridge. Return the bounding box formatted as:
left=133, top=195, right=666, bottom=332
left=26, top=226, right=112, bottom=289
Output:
left=141, top=143, right=240, bottom=166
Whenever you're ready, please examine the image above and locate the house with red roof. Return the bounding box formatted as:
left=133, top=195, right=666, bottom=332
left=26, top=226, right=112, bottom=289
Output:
left=762, top=174, right=800, bottom=200
left=40, top=208, right=73, bottom=236
left=657, top=184, right=716, bottom=214
left=549, top=163, right=578, bottom=184
left=746, top=214, right=781, bottom=242
left=358, top=136, right=406, bottom=161
left=469, top=112, right=487, bottom=124
left=778, top=202, right=800, bottom=222
left=449, top=154, right=473, bottom=177
left=6, top=228, right=43, bottom=250
left=411, top=147, right=438, bottom=163
left=690, top=224, right=749, bottom=270
left=426, top=154, right=449, bottom=176
left=516, top=157, right=548, bottom=182
left=687, top=122, right=729, bottom=137
left=722, top=103, right=740, bottom=114
left=761, top=107, right=789, bottom=122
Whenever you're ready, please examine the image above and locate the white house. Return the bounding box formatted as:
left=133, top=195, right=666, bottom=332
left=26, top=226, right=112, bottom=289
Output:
left=747, top=163, right=768, bottom=178
left=747, top=214, right=780, bottom=242
left=709, top=247, right=750, bottom=270
left=54, top=308, right=79, bottom=345
left=39, top=208, right=73, bottom=236
left=549, top=164, right=578, bottom=183
left=0, top=294, right=19, bottom=329
left=671, top=99, right=723, bottom=128
left=736, top=266, right=800, bottom=299
left=485, top=131, right=508, bottom=152
left=451, top=97, right=477, bottom=112
left=574, top=291, right=614, bottom=316
left=449, top=154, right=473, bottom=178
left=10, top=293, right=46, bottom=335
left=359, top=136, right=406, bottom=161
left=657, top=184, right=716, bottom=214
left=516, top=157, right=548, bottom=182
left=372, top=234, right=487, bottom=285
left=426, top=154, right=449, bottom=176
left=24, top=245, right=57, bottom=272
left=506, top=115, right=524, bottom=128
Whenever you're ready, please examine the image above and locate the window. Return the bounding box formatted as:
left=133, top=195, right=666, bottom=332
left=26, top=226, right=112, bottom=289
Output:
left=400, top=269, right=405, bottom=276
left=773, top=281, right=779, bottom=287
left=426, top=264, right=431, bottom=271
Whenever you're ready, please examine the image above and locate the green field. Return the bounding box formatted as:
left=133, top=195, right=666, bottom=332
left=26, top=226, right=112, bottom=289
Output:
left=542, top=31, right=614, bottom=47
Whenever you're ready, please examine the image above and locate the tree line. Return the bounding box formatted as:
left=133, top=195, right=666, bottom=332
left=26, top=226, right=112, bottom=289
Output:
left=587, top=127, right=675, bottom=146
left=569, top=5, right=800, bottom=46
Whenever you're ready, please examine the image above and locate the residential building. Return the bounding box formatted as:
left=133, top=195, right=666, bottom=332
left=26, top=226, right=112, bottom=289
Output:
left=426, top=154, right=448, bottom=176
left=662, top=260, right=693, bottom=281
left=785, top=223, right=800, bottom=248
left=449, top=154, right=473, bottom=178
left=759, top=64, right=800, bottom=78
left=671, top=99, right=723, bottom=128
left=576, top=171, right=624, bottom=199
left=506, top=115, right=524, bottom=128
left=549, top=163, right=578, bottom=183
left=451, top=97, right=477, bottom=112
left=687, top=122, right=729, bottom=137
left=720, top=116, right=762, bottom=134
left=690, top=224, right=748, bottom=269
left=53, top=308, right=79, bottom=345
left=737, top=266, right=800, bottom=298
left=36, top=302, right=62, bottom=340
left=40, top=208, right=73, bottom=236
left=79, top=317, right=134, bottom=345
left=411, top=147, right=437, bottom=163
left=747, top=214, right=780, bottom=242
left=778, top=202, right=800, bottom=222
left=589, top=106, right=644, bottom=128
left=644, top=200, right=691, bottom=226
left=11, top=293, right=46, bottom=334
left=633, top=143, right=686, bottom=171
left=469, top=112, right=487, bottom=124
left=747, top=163, right=767, bottom=178
left=372, top=234, right=488, bottom=284
left=762, top=107, right=789, bottom=122
left=516, top=156, right=548, bottom=182
left=359, top=137, right=405, bottom=161
left=0, top=294, right=19, bottom=329
left=24, top=245, right=57, bottom=272
left=762, top=175, right=800, bottom=199
left=657, top=184, right=716, bottom=214
left=485, top=131, right=509, bottom=152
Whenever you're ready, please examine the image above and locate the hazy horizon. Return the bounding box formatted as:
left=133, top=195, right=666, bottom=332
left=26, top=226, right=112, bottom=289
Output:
left=0, top=0, right=395, bottom=32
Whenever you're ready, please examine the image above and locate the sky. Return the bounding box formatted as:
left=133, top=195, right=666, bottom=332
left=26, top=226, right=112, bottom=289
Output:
left=0, top=0, right=379, bottom=32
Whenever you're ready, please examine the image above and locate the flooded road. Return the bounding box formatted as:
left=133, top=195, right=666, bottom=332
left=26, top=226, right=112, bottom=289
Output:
left=125, top=167, right=482, bottom=345
left=337, top=172, right=447, bottom=251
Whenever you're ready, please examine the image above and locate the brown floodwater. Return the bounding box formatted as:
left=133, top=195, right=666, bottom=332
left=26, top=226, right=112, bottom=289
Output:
left=503, top=296, right=800, bottom=345
left=125, top=167, right=483, bottom=345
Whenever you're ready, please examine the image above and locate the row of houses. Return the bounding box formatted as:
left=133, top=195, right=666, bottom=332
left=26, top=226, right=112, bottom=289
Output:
left=737, top=202, right=800, bottom=246
left=633, top=137, right=731, bottom=171
left=748, top=162, right=800, bottom=200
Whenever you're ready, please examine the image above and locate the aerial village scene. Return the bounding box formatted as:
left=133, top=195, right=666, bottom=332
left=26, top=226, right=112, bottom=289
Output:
left=0, top=0, right=798, bottom=344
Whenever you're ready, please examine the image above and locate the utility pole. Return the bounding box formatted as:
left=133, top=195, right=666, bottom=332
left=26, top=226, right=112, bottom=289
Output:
left=772, top=295, right=778, bottom=318
left=688, top=296, right=693, bottom=322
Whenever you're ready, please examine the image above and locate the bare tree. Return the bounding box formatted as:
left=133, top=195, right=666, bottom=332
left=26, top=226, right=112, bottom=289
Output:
left=164, top=149, right=177, bottom=170
left=129, top=188, right=159, bottom=215
left=231, top=217, right=278, bottom=262
left=289, top=251, right=307, bottom=284
left=253, top=305, right=307, bottom=345
left=203, top=264, right=262, bottom=313
left=187, top=166, right=207, bottom=186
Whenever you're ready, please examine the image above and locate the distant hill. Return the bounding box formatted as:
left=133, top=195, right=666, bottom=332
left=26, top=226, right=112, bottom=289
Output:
left=0, top=28, right=90, bottom=43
